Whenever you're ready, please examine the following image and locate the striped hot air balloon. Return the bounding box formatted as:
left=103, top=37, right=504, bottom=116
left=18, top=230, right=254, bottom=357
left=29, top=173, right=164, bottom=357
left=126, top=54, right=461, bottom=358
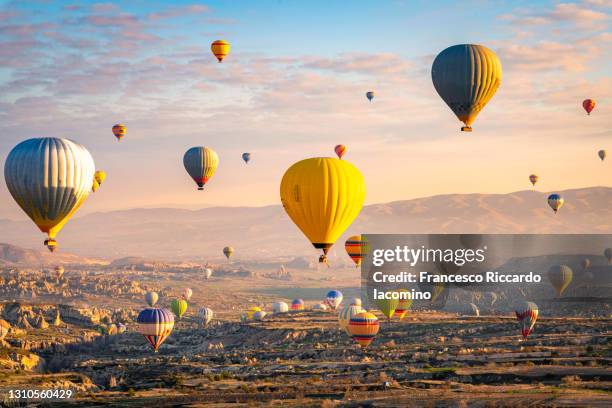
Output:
left=4, top=137, right=96, bottom=252
left=136, top=308, right=174, bottom=352
left=348, top=311, right=379, bottom=348
left=183, top=147, right=219, bottom=190
left=432, top=44, right=502, bottom=132
left=211, top=40, right=230, bottom=62
left=515, top=301, right=538, bottom=338
left=198, top=307, right=213, bottom=327
left=338, top=304, right=363, bottom=334
left=325, top=290, right=343, bottom=310
left=290, top=299, right=304, bottom=311
left=112, top=124, right=126, bottom=141
left=345, top=235, right=368, bottom=267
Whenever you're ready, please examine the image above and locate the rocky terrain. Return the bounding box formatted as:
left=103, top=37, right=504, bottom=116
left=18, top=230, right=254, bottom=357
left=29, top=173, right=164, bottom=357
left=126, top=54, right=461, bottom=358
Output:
left=0, top=261, right=609, bottom=406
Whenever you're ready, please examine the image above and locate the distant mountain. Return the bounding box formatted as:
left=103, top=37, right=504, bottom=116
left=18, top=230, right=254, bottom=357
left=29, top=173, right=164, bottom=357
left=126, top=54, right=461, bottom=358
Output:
left=0, top=243, right=104, bottom=266
left=1, top=187, right=611, bottom=261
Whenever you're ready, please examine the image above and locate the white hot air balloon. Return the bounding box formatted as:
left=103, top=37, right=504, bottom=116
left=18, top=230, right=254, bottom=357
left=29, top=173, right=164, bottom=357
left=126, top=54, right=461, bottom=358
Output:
left=4, top=138, right=95, bottom=252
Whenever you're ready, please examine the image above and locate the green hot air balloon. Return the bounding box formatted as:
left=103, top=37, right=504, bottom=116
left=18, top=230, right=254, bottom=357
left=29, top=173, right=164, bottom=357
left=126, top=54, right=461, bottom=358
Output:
left=171, top=298, right=188, bottom=319
left=432, top=44, right=502, bottom=132
left=376, top=294, right=399, bottom=322
left=547, top=265, right=573, bottom=296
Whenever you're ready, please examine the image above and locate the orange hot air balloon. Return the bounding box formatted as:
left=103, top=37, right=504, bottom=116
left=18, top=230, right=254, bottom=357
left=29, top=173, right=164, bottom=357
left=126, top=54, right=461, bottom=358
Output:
left=211, top=40, right=230, bottom=62
left=582, top=99, right=595, bottom=115
left=529, top=174, right=538, bottom=187
left=348, top=311, right=379, bottom=348
left=334, top=145, right=346, bottom=159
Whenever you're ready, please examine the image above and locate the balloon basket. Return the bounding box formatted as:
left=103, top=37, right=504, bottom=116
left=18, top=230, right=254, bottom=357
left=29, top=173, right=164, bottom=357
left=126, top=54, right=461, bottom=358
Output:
left=461, top=126, right=473, bottom=132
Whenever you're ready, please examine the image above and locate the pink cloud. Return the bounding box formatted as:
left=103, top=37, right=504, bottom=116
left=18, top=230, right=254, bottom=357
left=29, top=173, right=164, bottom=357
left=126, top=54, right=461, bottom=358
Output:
left=147, top=4, right=210, bottom=21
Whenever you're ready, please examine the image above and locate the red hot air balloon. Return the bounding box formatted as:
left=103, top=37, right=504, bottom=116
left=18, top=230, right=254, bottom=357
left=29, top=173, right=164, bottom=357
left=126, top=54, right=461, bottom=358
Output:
left=582, top=99, right=595, bottom=115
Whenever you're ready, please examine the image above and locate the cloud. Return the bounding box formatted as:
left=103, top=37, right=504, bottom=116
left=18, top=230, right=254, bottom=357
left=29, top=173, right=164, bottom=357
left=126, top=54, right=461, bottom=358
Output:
left=302, top=52, right=413, bottom=75
left=500, top=1, right=610, bottom=29
left=147, top=4, right=210, bottom=21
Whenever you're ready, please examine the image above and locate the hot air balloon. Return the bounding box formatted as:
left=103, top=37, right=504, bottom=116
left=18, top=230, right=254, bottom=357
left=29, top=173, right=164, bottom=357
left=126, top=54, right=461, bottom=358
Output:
left=547, top=194, right=564, bottom=213
left=253, top=311, right=267, bottom=321
left=94, top=170, right=106, bottom=187
left=582, top=99, right=595, bottom=115
left=136, top=307, right=174, bottom=352
left=280, top=158, right=366, bottom=263
left=290, top=299, right=304, bottom=311
left=182, top=288, right=193, bottom=301
left=198, top=307, right=213, bottom=327
left=529, top=174, right=538, bottom=187
left=171, top=299, right=188, bottom=319
left=117, top=323, right=127, bottom=334
left=345, top=235, right=368, bottom=267
left=325, top=290, right=343, bottom=310
left=54, top=266, right=65, bottom=280
left=4, top=138, right=96, bottom=252
left=203, top=268, right=213, bottom=280
left=211, top=40, right=230, bottom=62
left=348, top=311, right=379, bottom=348
left=246, top=306, right=261, bottom=319
left=598, top=150, right=606, bottom=161
left=334, top=145, right=346, bottom=159
left=581, top=258, right=591, bottom=272
left=313, top=303, right=329, bottom=311
left=350, top=298, right=362, bottom=307
left=272, top=302, right=289, bottom=313
left=145, top=292, right=158, bottom=307
left=183, top=147, right=219, bottom=191
left=91, top=179, right=100, bottom=193
left=394, top=289, right=413, bottom=320
left=338, top=304, right=363, bottom=334
left=548, top=265, right=573, bottom=296
left=242, top=152, right=251, bottom=164
left=223, top=246, right=233, bottom=260
left=432, top=44, right=502, bottom=132
left=487, top=292, right=498, bottom=307
left=112, top=124, right=126, bottom=141
left=515, top=301, right=538, bottom=338
left=467, top=303, right=480, bottom=317
left=605, top=248, right=612, bottom=264
left=366, top=91, right=375, bottom=102
left=376, top=296, right=399, bottom=321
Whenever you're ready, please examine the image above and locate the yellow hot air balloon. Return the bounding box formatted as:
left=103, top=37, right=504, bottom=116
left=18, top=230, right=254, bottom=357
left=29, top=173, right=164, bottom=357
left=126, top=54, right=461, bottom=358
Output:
left=4, top=138, right=95, bottom=252
left=211, top=40, right=230, bottom=62
left=548, top=265, right=572, bottom=296
left=432, top=44, right=502, bottom=131
left=246, top=306, right=261, bottom=319
left=92, top=170, right=106, bottom=192
left=280, top=158, right=366, bottom=263
left=376, top=295, right=399, bottom=321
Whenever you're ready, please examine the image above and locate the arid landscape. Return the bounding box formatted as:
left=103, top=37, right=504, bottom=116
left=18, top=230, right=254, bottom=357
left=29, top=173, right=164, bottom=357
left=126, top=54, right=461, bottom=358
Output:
left=0, top=209, right=610, bottom=407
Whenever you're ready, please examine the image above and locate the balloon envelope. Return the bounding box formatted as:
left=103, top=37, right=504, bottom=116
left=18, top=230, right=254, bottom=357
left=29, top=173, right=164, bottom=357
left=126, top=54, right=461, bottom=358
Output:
left=325, top=290, right=343, bottom=310
left=515, top=301, right=538, bottom=338
left=242, top=152, right=251, bottom=163
left=198, top=307, right=213, bottom=326
left=211, top=40, right=230, bottom=62
left=348, top=311, right=379, bottom=348
left=280, top=158, right=365, bottom=262
left=582, top=99, right=595, bottom=115
left=548, top=265, right=573, bottom=296
left=547, top=194, right=564, bottom=213
left=170, top=299, right=188, bottom=318
left=4, top=137, right=95, bottom=252
left=366, top=91, right=375, bottom=101
left=334, top=145, right=346, bottom=159
left=145, top=291, right=159, bottom=307
left=112, top=124, right=126, bottom=141
left=183, top=147, right=219, bottom=190
left=136, top=308, right=174, bottom=352
left=432, top=44, right=502, bottom=131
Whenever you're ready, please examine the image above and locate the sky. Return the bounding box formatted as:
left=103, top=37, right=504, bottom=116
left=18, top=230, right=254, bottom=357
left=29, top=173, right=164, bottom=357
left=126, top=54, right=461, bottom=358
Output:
left=0, top=0, right=611, bottom=220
